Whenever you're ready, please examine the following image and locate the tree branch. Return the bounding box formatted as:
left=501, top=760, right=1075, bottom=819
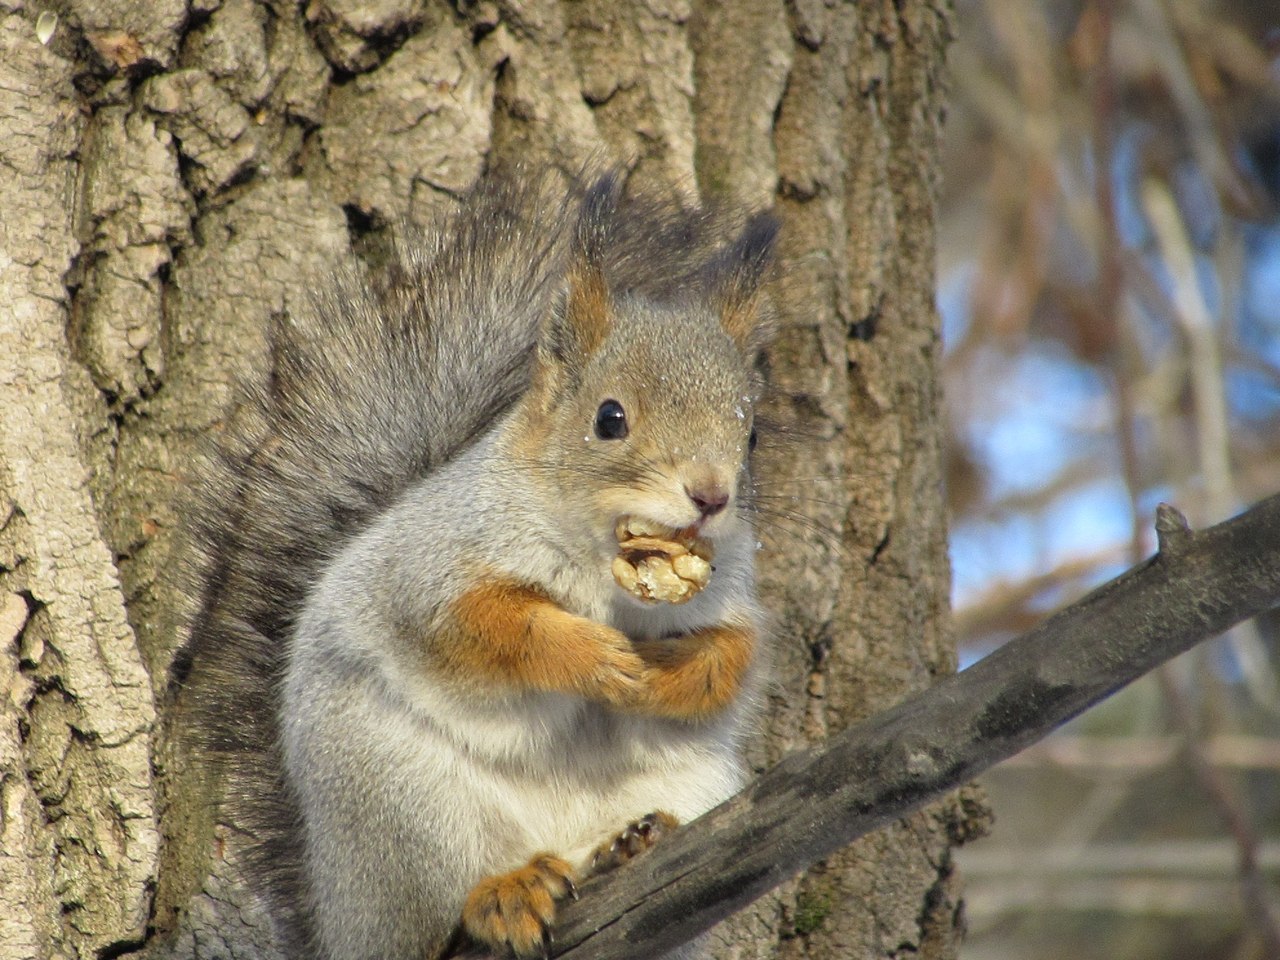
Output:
left=453, top=494, right=1280, bottom=960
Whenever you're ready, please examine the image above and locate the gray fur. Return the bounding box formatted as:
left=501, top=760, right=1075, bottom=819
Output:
left=173, top=172, right=777, bottom=959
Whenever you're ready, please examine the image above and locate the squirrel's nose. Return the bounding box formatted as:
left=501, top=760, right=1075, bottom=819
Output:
left=686, top=485, right=729, bottom=518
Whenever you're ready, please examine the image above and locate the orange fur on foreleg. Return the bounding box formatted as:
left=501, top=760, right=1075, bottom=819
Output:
left=634, top=622, right=755, bottom=720
left=441, top=577, right=647, bottom=707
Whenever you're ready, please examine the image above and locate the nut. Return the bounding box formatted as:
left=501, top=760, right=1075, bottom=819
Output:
left=612, top=517, right=714, bottom=604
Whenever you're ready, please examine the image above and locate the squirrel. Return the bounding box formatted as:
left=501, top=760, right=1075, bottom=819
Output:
left=171, top=171, right=779, bottom=960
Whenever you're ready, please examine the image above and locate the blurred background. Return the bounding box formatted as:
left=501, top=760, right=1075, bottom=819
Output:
left=938, top=1, right=1280, bottom=958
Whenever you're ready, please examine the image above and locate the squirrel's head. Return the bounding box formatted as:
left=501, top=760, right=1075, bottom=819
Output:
left=516, top=175, right=778, bottom=554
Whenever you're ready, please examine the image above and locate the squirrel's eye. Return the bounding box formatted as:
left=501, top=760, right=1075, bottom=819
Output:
left=594, top=399, right=628, bottom=440
left=749, top=426, right=758, bottom=452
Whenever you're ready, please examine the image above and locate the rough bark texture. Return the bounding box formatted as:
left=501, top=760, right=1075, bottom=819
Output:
left=0, top=1, right=963, bottom=958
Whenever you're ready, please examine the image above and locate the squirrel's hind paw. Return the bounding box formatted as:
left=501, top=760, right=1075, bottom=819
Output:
left=462, top=854, right=578, bottom=958
left=590, top=810, right=680, bottom=875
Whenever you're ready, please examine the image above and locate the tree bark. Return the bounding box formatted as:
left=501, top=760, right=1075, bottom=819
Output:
left=0, top=2, right=963, bottom=958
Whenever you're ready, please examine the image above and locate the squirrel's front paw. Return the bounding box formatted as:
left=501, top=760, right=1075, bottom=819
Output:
left=549, top=617, right=647, bottom=708
left=588, top=627, right=649, bottom=708
left=462, top=853, right=578, bottom=958
left=590, top=811, right=680, bottom=875
left=632, top=622, right=756, bottom=720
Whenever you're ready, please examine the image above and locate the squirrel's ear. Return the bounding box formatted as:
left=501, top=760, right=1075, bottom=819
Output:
left=709, top=211, right=779, bottom=356
left=539, top=175, right=620, bottom=375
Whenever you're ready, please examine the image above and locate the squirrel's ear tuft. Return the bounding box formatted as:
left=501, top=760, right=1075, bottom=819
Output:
left=564, top=175, right=620, bottom=357
left=535, top=175, right=622, bottom=396
left=709, top=211, right=779, bottom=355
left=564, top=175, right=623, bottom=355
left=575, top=173, right=622, bottom=267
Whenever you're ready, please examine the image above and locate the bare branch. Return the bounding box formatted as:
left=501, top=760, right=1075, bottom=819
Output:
left=453, top=492, right=1280, bottom=959
left=1001, top=735, right=1280, bottom=771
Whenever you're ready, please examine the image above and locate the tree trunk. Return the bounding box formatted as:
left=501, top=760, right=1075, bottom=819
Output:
left=0, top=1, right=966, bottom=958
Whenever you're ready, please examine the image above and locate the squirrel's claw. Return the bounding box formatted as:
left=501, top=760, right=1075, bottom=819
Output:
left=589, top=810, right=680, bottom=876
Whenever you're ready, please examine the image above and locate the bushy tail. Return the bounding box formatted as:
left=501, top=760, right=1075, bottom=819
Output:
left=171, top=174, right=580, bottom=952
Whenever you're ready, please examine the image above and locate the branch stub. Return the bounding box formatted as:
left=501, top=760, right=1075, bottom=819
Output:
left=1154, top=502, right=1192, bottom=554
